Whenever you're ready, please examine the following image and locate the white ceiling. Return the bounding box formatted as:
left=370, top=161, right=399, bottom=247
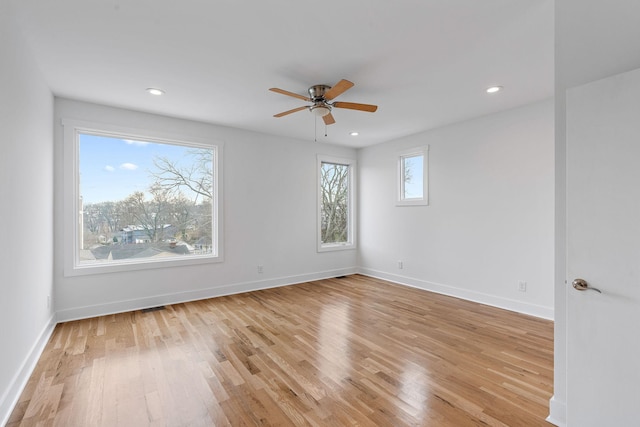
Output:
left=11, top=0, right=553, bottom=148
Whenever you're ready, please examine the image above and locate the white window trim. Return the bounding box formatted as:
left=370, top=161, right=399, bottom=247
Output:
left=317, top=154, right=357, bottom=252
left=397, top=146, right=429, bottom=206
left=62, top=118, right=224, bottom=276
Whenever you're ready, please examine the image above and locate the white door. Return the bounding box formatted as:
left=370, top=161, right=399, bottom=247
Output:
left=566, top=68, right=640, bottom=425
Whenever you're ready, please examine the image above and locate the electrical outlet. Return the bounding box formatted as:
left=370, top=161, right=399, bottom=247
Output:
left=398, top=261, right=403, bottom=269
left=257, top=265, right=264, bottom=274
left=47, top=295, right=51, bottom=308
left=518, top=281, right=527, bottom=292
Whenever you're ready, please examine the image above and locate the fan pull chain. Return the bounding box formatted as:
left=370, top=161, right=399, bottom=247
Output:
left=314, top=116, right=317, bottom=142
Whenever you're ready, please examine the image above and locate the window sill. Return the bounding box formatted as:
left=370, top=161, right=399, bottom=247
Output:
left=317, top=243, right=356, bottom=253
left=396, top=199, right=429, bottom=207
left=65, top=254, right=223, bottom=277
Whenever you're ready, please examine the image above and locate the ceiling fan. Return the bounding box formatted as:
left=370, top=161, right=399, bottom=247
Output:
left=269, top=79, right=378, bottom=125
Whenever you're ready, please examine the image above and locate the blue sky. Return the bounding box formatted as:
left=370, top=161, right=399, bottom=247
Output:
left=79, top=133, right=198, bottom=204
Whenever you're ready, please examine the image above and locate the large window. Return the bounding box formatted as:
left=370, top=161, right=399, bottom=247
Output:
left=397, top=146, right=429, bottom=206
left=318, top=155, right=356, bottom=251
left=63, top=120, right=222, bottom=275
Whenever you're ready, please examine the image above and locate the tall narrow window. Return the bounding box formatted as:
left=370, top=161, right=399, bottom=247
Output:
left=398, top=146, right=429, bottom=206
left=318, top=155, right=356, bottom=251
left=63, top=120, right=222, bottom=275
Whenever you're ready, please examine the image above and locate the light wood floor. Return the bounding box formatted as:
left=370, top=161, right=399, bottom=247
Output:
left=8, top=275, right=554, bottom=426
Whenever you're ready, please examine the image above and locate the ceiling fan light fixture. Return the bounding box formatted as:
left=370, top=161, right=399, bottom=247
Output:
left=270, top=79, right=378, bottom=125
left=310, top=104, right=331, bottom=117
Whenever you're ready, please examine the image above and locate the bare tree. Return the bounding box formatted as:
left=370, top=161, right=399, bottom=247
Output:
left=167, top=193, right=193, bottom=241
left=122, top=184, right=173, bottom=242
left=83, top=205, right=100, bottom=234
left=149, top=148, right=213, bottom=243
left=150, top=148, right=213, bottom=202
left=320, top=163, right=349, bottom=244
left=404, top=157, right=413, bottom=186
left=82, top=201, right=124, bottom=244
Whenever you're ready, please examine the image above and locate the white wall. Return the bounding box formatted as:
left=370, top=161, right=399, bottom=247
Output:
left=358, top=99, right=554, bottom=319
left=0, top=3, right=55, bottom=425
left=53, top=99, right=358, bottom=321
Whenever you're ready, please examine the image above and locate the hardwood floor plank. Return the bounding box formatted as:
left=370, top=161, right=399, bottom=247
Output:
left=9, top=275, right=553, bottom=426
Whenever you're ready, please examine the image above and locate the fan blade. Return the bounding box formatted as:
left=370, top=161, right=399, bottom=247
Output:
left=324, top=79, right=354, bottom=100
left=269, top=87, right=310, bottom=102
left=333, top=101, right=378, bottom=112
left=323, top=112, right=336, bottom=125
left=274, top=106, right=308, bottom=117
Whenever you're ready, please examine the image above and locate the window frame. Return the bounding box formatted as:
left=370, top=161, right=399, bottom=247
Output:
left=62, top=118, right=223, bottom=276
left=317, top=154, right=357, bottom=252
left=397, top=146, right=429, bottom=206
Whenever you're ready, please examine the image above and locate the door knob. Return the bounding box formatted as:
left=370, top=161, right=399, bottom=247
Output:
left=572, top=278, right=602, bottom=293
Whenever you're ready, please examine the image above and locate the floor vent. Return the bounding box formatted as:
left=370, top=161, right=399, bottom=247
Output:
left=335, top=276, right=347, bottom=279
left=141, top=306, right=166, bottom=313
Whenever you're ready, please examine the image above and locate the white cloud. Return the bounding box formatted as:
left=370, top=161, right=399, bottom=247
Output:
left=120, top=163, right=138, bottom=170
left=123, top=139, right=150, bottom=146
left=104, top=165, right=115, bottom=172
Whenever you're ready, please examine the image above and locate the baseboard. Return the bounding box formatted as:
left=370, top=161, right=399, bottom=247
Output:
left=56, top=267, right=358, bottom=322
left=358, top=268, right=554, bottom=320
left=0, top=313, right=57, bottom=427
left=546, top=395, right=566, bottom=427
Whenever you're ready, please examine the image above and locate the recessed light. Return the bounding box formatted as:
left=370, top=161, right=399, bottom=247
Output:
left=486, top=86, right=503, bottom=94
left=350, top=132, right=359, bottom=136
left=146, top=88, right=165, bottom=96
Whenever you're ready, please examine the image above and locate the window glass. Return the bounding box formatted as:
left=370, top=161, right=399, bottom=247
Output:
left=318, top=155, right=356, bottom=251
left=397, top=147, right=429, bottom=206
left=401, top=154, right=424, bottom=200
left=320, top=161, right=350, bottom=244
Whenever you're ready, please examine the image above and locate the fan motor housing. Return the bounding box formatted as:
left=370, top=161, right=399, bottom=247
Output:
left=308, top=84, right=331, bottom=101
